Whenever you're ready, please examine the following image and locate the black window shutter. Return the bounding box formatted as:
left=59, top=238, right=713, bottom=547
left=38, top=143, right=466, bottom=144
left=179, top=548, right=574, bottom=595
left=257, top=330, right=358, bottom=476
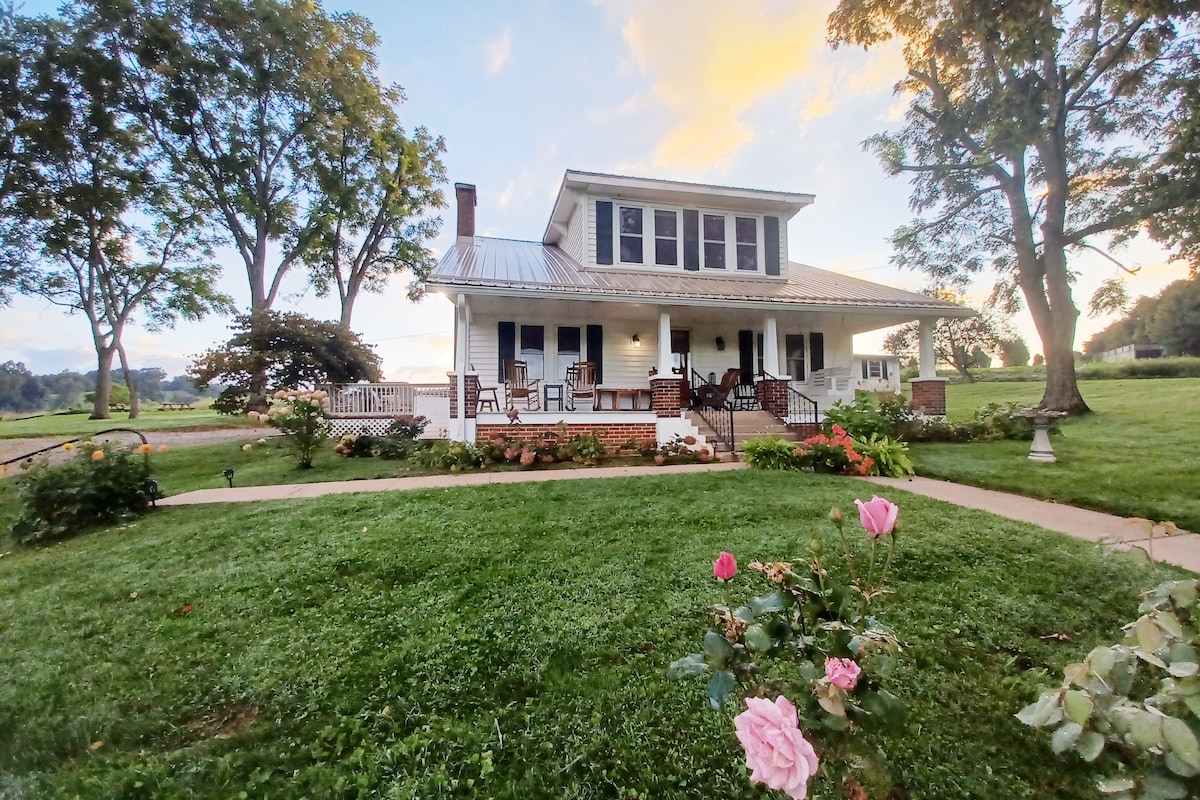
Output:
left=586, top=324, right=604, bottom=384
left=764, top=216, right=780, bottom=276
left=809, top=333, right=825, bottom=373
left=738, top=330, right=754, bottom=381
left=683, top=209, right=699, bottom=271
left=596, top=201, right=613, bottom=265
left=861, top=360, right=869, bottom=379
left=498, top=321, right=515, bottom=382
left=882, top=360, right=889, bottom=379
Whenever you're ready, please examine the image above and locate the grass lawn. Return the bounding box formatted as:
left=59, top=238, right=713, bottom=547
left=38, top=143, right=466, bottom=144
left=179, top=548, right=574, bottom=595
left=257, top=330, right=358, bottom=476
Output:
left=909, top=377, right=1200, bottom=531
left=0, top=409, right=251, bottom=439
left=0, top=470, right=1184, bottom=798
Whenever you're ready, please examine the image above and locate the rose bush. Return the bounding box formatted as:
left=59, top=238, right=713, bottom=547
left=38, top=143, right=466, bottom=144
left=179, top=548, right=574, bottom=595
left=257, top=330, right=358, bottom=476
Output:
left=670, top=496, right=907, bottom=798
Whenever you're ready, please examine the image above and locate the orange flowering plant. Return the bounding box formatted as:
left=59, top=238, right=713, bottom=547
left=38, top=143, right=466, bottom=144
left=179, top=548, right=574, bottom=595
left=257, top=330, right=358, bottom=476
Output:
left=669, top=498, right=907, bottom=798
left=792, top=425, right=873, bottom=476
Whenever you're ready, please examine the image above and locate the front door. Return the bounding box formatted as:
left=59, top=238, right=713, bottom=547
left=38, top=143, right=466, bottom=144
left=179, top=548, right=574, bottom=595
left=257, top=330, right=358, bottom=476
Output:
left=671, top=329, right=691, bottom=406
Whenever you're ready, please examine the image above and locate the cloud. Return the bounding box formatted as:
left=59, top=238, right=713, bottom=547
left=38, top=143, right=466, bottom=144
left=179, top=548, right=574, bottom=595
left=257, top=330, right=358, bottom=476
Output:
left=485, top=27, right=512, bottom=75
left=600, top=2, right=910, bottom=171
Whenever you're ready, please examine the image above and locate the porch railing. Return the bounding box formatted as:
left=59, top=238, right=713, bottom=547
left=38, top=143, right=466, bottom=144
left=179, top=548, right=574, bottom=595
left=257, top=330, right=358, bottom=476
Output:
left=321, top=382, right=449, bottom=417
left=759, top=372, right=819, bottom=429
left=690, top=369, right=734, bottom=452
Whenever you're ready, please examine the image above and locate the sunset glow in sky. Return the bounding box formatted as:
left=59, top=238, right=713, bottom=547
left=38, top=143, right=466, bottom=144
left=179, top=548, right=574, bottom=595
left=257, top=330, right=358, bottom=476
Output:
left=3, top=0, right=1189, bottom=380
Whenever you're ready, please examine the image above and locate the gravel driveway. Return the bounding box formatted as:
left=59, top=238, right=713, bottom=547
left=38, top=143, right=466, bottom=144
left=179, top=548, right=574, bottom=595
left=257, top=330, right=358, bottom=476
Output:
left=1, top=428, right=274, bottom=470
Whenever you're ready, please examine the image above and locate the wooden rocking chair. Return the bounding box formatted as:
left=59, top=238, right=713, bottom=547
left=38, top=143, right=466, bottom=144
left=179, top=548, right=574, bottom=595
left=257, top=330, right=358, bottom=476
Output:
left=566, top=361, right=598, bottom=411
left=504, top=359, right=541, bottom=410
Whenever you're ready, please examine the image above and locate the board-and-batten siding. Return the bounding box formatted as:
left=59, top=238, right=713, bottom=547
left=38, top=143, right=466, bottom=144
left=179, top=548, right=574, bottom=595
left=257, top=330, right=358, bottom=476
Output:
left=469, top=316, right=656, bottom=388
left=560, top=201, right=587, bottom=266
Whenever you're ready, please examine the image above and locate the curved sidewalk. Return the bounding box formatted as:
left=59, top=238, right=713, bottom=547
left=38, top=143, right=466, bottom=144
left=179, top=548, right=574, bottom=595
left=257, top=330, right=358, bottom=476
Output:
left=158, top=465, right=1198, bottom=572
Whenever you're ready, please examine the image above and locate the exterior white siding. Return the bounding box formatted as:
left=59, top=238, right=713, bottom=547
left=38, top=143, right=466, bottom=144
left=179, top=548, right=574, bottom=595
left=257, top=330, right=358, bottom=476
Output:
left=560, top=200, right=586, bottom=266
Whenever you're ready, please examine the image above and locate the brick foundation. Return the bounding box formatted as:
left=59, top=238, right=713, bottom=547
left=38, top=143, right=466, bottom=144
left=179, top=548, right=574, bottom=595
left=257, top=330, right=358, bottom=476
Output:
left=756, top=379, right=789, bottom=418
left=477, top=423, right=658, bottom=450
left=650, top=378, right=685, bottom=418
left=910, top=378, right=947, bottom=416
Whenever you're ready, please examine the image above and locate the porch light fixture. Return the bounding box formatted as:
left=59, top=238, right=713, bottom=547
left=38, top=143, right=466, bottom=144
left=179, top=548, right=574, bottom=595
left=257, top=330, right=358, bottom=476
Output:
left=715, top=336, right=726, bottom=351
left=631, top=334, right=641, bottom=348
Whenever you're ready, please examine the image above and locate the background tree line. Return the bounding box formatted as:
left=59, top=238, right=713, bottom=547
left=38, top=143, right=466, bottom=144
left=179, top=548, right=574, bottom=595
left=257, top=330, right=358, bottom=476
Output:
left=0, top=360, right=216, bottom=413
left=1085, top=276, right=1200, bottom=358
left=0, top=0, right=444, bottom=419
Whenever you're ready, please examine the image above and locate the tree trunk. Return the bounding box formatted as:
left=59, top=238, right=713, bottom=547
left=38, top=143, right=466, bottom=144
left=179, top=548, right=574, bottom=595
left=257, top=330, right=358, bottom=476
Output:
left=116, top=339, right=139, bottom=419
left=1040, top=331, right=1090, bottom=414
left=90, top=345, right=116, bottom=420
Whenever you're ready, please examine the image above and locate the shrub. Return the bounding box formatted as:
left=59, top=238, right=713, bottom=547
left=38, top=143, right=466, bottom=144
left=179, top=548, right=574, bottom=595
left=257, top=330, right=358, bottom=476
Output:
left=1018, top=578, right=1200, bottom=798
left=386, top=415, right=428, bottom=439
left=566, top=431, right=606, bottom=465
left=742, top=436, right=802, bottom=470
left=333, top=433, right=378, bottom=458
left=248, top=389, right=332, bottom=468
left=10, top=443, right=152, bottom=545
left=794, top=427, right=873, bottom=475
left=852, top=434, right=915, bottom=478
left=824, top=394, right=916, bottom=440
left=212, top=387, right=249, bottom=415
left=413, top=440, right=482, bottom=472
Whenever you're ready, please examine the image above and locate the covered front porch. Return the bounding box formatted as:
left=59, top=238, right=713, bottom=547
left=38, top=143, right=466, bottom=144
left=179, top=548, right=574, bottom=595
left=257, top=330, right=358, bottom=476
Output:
left=445, top=293, right=947, bottom=449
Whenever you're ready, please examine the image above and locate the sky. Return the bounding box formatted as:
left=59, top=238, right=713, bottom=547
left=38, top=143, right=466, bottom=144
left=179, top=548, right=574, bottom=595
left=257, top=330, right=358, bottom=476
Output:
left=2, top=0, right=1190, bottom=381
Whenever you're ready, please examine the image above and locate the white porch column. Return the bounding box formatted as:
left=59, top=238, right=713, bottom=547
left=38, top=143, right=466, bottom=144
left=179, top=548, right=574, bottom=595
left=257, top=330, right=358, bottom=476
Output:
left=918, top=318, right=938, bottom=379
left=762, top=316, right=780, bottom=377
left=657, top=308, right=673, bottom=375
left=453, top=294, right=468, bottom=440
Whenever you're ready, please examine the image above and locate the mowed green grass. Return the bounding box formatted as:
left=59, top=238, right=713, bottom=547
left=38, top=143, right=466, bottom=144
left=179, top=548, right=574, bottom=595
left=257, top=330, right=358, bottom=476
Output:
left=0, top=471, right=1182, bottom=799
left=910, top=377, right=1200, bottom=531
left=0, top=409, right=251, bottom=439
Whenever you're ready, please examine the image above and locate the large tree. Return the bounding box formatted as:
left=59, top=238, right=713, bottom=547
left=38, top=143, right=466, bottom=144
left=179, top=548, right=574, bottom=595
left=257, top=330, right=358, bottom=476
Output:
left=829, top=0, right=1200, bottom=413
left=97, top=0, right=423, bottom=404
left=303, top=108, right=446, bottom=328
left=4, top=12, right=229, bottom=419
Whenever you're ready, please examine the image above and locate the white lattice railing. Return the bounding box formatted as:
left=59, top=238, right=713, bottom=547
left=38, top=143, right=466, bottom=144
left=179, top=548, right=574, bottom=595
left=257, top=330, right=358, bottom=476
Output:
left=321, top=382, right=450, bottom=417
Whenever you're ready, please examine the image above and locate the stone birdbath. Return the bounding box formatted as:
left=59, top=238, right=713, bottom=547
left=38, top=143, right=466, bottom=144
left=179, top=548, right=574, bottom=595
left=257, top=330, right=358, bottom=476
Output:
left=1017, top=409, right=1067, bottom=463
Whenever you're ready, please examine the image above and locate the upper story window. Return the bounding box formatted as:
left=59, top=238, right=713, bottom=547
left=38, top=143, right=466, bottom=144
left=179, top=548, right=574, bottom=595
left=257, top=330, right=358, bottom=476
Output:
left=735, top=217, right=758, bottom=270
left=619, top=206, right=643, bottom=264
left=703, top=213, right=726, bottom=269
left=654, top=210, right=678, bottom=266
left=595, top=198, right=779, bottom=275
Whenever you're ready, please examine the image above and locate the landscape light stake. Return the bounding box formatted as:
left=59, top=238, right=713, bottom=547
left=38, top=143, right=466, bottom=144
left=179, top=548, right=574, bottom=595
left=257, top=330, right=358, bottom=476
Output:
left=144, top=478, right=159, bottom=508
left=223, top=468, right=235, bottom=488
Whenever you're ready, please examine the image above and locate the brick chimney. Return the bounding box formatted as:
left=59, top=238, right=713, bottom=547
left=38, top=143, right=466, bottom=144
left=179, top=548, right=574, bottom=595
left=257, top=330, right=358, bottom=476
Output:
left=455, top=182, right=476, bottom=247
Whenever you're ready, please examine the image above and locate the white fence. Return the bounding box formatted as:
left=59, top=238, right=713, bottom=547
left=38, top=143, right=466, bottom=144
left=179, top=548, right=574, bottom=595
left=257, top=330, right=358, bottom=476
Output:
left=321, top=382, right=452, bottom=439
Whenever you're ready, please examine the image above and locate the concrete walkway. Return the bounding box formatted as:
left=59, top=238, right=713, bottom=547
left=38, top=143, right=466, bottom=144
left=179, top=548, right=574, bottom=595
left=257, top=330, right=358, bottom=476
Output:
left=861, top=475, right=1199, bottom=571
left=159, top=464, right=1199, bottom=572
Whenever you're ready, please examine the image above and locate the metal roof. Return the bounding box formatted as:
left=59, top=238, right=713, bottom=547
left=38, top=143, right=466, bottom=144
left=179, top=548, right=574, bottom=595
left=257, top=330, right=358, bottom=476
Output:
left=427, top=237, right=971, bottom=316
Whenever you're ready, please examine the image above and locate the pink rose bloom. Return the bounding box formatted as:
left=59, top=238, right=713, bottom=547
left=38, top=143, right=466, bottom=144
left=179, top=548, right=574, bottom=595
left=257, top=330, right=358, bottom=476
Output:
left=713, top=551, right=737, bottom=581
left=734, top=696, right=819, bottom=800
left=855, top=495, right=899, bottom=538
left=824, top=657, right=861, bottom=690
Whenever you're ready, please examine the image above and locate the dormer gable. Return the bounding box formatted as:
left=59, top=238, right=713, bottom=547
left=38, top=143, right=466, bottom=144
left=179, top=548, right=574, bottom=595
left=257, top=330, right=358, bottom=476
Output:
left=543, top=171, right=814, bottom=279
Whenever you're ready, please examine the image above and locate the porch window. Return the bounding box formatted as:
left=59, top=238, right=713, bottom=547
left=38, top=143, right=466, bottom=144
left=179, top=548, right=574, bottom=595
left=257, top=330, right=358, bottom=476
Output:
left=862, top=359, right=887, bottom=379
left=557, top=326, right=581, bottom=380
left=735, top=217, right=758, bottom=270
left=619, top=206, right=644, bottom=264
left=654, top=209, right=678, bottom=266
left=785, top=334, right=806, bottom=381
left=520, top=324, right=545, bottom=380
left=703, top=213, right=726, bottom=269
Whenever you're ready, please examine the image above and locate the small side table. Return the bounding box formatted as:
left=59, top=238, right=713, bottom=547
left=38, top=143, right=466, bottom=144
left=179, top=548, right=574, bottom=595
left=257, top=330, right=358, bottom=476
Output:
left=544, top=383, right=565, bottom=412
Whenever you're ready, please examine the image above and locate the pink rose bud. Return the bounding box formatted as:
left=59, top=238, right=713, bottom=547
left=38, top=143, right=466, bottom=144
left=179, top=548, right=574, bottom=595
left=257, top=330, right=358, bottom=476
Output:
left=824, top=657, right=861, bottom=690
left=854, top=495, right=899, bottom=539
left=714, top=551, right=737, bottom=581
left=734, top=696, right=820, bottom=800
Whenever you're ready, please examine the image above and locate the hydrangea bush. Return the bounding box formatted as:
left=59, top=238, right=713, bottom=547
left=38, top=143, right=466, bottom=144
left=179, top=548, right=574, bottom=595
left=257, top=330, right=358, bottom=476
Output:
left=248, top=389, right=332, bottom=468
left=670, top=496, right=907, bottom=798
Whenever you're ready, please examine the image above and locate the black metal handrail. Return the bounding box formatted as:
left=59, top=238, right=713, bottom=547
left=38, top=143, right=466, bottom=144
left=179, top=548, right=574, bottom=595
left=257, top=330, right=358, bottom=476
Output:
left=758, top=372, right=819, bottom=429
left=689, top=369, right=734, bottom=452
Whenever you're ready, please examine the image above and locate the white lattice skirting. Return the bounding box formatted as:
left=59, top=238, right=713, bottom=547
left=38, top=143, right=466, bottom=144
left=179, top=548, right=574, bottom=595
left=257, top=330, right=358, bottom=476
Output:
left=329, top=418, right=402, bottom=437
